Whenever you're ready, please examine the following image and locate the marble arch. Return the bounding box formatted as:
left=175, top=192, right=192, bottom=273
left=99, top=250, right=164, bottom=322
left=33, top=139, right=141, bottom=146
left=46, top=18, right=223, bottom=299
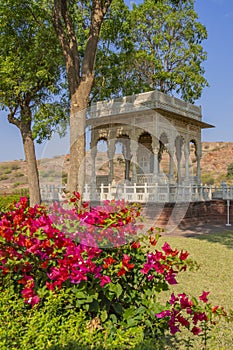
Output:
left=86, top=90, right=213, bottom=190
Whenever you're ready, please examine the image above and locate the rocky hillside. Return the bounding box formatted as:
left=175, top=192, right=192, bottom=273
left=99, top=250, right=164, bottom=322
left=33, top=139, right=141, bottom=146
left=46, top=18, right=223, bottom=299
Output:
left=0, top=142, right=233, bottom=194
left=201, top=142, right=233, bottom=185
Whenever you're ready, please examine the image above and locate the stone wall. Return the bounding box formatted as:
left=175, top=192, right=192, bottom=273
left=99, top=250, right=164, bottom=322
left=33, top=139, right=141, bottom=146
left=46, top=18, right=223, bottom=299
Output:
left=143, top=200, right=233, bottom=229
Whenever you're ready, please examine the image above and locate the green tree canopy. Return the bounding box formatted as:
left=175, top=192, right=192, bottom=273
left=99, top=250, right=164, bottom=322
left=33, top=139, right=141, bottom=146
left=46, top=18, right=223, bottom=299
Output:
left=0, top=0, right=68, bottom=204
left=94, top=0, right=208, bottom=103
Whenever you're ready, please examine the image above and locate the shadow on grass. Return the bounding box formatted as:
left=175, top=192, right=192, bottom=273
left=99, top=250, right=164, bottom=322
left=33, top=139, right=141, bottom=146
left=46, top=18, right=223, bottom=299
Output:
left=47, top=337, right=181, bottom=350
left=185, top=230, right=233, bottom=250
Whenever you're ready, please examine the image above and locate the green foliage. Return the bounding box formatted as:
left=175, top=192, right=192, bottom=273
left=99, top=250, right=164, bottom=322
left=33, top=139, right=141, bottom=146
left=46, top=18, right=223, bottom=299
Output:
left=201, top=173, right=215, bottom=185
left=0, top=196, right=232, bottom=349
left=0, top=175, right=9, bottom=181
left=0, top=286, right=151, bottom=350
left=11, top=165, right=20, bottom=171
left=227, top=163, right=233, bottom=177
left=94, top=0, right=208, bottom=103
left=62, top=172, right=68, bottom=185
left=0, top=194, right=23, bottom=212
left=0, top=0, right=68, bottom=141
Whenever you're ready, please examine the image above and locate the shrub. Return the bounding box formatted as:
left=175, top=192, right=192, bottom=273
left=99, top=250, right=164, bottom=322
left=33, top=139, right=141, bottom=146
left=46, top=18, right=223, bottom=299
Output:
left=227, top=162, right=233, bottom=177
left=15, top=173, right=25, bottom=178
left=0, top=194, right=230, bottom=348
left=0, top=194, right=24, bottom=213
left=0, top=287, right=146, bottom=350
left=0, top=175, right=8, bottom=181
left=11, top=165, right=20, bottom=171
left=201, top=173, right=215, bottom=185
left=3, top=168, right=12, bottom=175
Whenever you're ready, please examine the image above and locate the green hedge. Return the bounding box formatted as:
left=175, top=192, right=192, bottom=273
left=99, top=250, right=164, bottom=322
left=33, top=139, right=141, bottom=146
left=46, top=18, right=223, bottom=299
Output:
left=0, top=287, right=169, bottom=350
left=0, top=194, right=28, bottom=213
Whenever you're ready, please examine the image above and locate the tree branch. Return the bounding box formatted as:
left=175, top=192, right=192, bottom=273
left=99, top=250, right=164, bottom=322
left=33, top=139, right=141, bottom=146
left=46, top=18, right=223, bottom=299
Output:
left=53, top=0, right=80, bottom=94
left=82, top=0, right=112, bottom=78
left=7, top=107, right=20, bottom=128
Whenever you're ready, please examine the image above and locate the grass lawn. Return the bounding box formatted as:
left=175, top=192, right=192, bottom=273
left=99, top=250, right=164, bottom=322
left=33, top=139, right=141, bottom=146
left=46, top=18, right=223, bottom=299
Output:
left=156, top=230, right=233, bottom=349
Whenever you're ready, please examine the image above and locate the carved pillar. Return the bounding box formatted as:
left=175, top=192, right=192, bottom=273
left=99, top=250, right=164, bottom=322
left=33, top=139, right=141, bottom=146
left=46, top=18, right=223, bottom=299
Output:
left=197, top=156, right=201, bottom=184
left=107, top=139, right=115, bottom=183
left=122, top=138, right=131, bottom=181
left=175, top=136, right=183, bottom=184
left=184, top=142, right=190, bottom=180
left=91, top=146, right=97, bottom=186
left=152, top=139, right=159, bottom=181
left=169, top=147, right=175, bottom=184
left=130, top=140, right=138, bottom=182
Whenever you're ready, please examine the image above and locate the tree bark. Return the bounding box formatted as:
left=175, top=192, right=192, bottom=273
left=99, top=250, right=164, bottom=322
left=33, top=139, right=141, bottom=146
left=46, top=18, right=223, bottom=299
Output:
left=68, top=78, right=94, bottom=194
left=53, top=0, right=112, bottom=196
left=8, top=107, right=41, bottom=206
left=21, top=127, right=41, bottom=206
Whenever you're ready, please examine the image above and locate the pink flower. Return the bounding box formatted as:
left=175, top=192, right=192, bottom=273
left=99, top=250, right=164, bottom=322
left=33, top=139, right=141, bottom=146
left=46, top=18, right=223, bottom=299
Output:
left=177, top=315, right=190, bottom=327
left=178, top=293, right=193, bottom=309
left=28, top=295, right=40, bottom=307
left=169, top=324, right=181, bottom=335
left=100, top=275, right=111, bottom=287
left=191, top=326, right=202, bottom=335
left=169, top=293, right=178, bottom=305
left=193, top=312, right=208, bottom=324
left=199, top=291, right=210, bottom=303
left=162, top=242, right=178, bottom=257
left=165, top=271, right=177, bottom=285
left=156, top=310, right=171, bottom=318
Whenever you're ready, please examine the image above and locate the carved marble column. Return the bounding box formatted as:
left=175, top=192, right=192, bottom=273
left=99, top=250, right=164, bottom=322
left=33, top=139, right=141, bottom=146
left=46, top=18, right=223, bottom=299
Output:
left=184, top=142, right=190, bottom=181
left=196, top=154, right=201, bottom=184
left=169, top=147, right=175, bottom=184
left=175, top=136, right=183, bottom=184
left=90, top=146, right=97, bottom=199
left=122, top=138, right=131, bottom=181
left=91, top=146, right=97, bottom=186
left=152, top=139, right=159, bottom=181
left=107, top=139, right=115, bottom=183
left=130, top=139, right=138, bottom=182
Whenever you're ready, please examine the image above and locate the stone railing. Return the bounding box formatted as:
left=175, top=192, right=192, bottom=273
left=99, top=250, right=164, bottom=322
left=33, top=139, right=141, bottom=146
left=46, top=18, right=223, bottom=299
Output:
left=83, top=183, right=212, bottom=203
left=40, top=183, right=233, bottom=203
left=40, top=184, right=66, bottom=202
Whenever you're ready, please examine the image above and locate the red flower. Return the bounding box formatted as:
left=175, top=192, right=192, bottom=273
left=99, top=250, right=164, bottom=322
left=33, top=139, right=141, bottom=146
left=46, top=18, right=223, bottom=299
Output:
left=211, top=305, right=219, bottom=313
left=103, top=256, right=116, bottom=269
left=118, top=267, right=126, bottom=277
left=179, top=250, right=189, bottom=260
left=149, top=236, right=157, bottom=246
left=131, top=241, right=140, bottom=249
left=122, top=254, right=134, bottom=271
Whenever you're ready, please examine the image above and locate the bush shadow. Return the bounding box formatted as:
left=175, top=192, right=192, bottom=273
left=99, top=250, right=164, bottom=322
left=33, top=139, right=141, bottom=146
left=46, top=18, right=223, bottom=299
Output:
left=47, top=336, right=181, bottom=350
left=184, top=230, right=233, bottom=250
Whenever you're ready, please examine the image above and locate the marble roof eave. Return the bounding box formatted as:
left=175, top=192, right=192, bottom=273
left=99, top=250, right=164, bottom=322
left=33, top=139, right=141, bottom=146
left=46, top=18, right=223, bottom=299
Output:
left=86, top=107, right=214, bottom=130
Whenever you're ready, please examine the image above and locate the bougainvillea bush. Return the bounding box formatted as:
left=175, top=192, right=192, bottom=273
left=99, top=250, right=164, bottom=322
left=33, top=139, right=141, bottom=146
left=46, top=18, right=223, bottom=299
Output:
left=0, top=194, right=229, bottom=349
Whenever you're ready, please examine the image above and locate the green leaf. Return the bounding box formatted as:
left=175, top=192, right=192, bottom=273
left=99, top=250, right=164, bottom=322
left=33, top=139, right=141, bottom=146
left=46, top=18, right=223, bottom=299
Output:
left=108, top=282, right=123, bottom=298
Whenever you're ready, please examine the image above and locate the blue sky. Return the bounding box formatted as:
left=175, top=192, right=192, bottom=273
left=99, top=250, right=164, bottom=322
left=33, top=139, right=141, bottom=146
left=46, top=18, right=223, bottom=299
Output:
left=0, top=0, right=232, bottom=162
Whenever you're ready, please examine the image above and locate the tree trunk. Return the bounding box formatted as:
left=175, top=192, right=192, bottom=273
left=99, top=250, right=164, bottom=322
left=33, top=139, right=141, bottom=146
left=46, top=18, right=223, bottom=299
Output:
left=52, top=0, right=112, bottom=197
left=67, top=77, right=94, bottom=195
left=21, top=126, right=41, bottom=206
